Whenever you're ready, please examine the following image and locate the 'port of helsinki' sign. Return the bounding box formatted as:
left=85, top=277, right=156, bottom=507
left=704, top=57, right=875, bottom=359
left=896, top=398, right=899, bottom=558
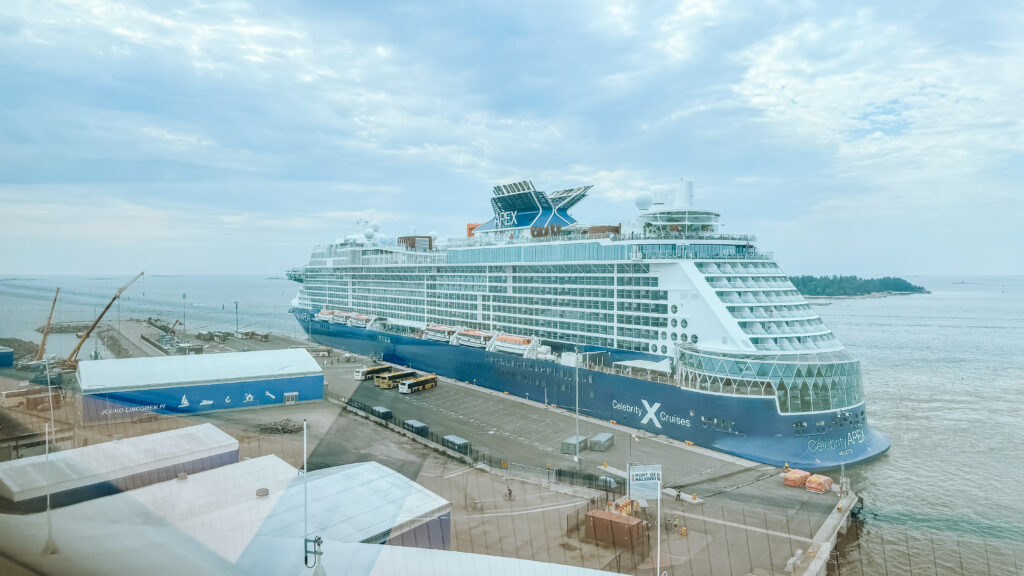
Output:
left=628, top=464, right=662, bottom=500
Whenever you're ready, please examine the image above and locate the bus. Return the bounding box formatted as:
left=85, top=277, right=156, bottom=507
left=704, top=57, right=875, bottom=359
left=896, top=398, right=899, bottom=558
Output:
left=354, top=364, right=392, bottom=381
left=398, top=374, right=437, bottom=394
left=374, top=370, right=416, bottom=389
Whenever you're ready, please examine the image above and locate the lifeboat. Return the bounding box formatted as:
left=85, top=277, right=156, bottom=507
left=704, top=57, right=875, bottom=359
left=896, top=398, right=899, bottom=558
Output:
left=314, top=309, right=335, bottom=322
left=452, top=328, right=495, bottom=348
left=423, top=324, right=458, bottom=342
left=491, top=334, right=534, bottom=355
left=347, top=314, right=373, bottom=328
left=329, top=312, right=351, bottom=324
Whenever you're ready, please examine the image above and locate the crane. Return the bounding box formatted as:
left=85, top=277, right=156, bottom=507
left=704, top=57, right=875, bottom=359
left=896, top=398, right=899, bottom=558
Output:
left=34, top=287, right=61, bottom=362
left=169, top=319, right=181, bottom=335
left=63, top=272, right=144, bottom=368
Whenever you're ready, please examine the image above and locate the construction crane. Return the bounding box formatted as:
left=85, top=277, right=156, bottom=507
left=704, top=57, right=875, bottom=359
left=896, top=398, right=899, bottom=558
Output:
left=169, top=319, right=181, bottom=335
left=34, top=287, right=61, bottom=362
left=63, top=272, right=144, bottom=368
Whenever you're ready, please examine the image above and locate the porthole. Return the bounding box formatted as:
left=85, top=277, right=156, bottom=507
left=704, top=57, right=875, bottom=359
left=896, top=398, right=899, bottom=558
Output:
left=680, top=319, right=688, bottom=329
left=660, top=345, right=668, bottom=354
left=671, top=333, right=678, bottom=342
left=671, top=305, right=678, bottom=314
left=661, top=331, right=667, bottom=340
left=671, top=318, right=678, bottom=328
left=680, top=333, right=687, bottom=341
left=690, top=334, right=699, bottom=344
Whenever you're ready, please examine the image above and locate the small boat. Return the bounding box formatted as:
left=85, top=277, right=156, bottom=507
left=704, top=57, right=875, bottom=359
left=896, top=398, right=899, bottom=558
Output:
left=330, top=312, right=351, bottom=324
left=314, top=310, right=335, bottom=322
left=423, top=324, right=458, bottom=342
left=347, top=314, right=374, bottom=328
left=491, top=334, right=534, bottom=355
left=453, top=328, right=494, bottom=348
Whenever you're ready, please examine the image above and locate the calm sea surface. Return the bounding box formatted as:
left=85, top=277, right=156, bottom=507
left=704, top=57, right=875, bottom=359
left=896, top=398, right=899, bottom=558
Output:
left=1, top=274, right=1022, bottom=542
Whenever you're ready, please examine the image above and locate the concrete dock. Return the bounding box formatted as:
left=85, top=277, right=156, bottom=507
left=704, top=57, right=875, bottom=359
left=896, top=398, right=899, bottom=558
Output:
left=0, top=320, right=862, bottom=575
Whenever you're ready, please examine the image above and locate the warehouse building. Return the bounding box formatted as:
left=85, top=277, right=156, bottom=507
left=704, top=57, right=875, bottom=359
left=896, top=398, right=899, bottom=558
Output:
left=77, top=348, right=324, bottom=424
left=0, top=423, right=238, bottom=513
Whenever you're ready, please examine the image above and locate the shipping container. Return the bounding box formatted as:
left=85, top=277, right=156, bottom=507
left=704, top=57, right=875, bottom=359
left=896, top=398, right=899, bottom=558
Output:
left=370, top=406, right=393, bottom=421
left=402, top=419, right=429, bottom=437
left=589, top=432, right=614, bottom=452
left=442, top=435, right=471, bottom=455
left=561, top=435, right=588, bottom=454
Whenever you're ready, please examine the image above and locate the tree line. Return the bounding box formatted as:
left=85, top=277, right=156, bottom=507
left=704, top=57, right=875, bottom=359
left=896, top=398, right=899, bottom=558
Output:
left=789, top=275, right=928, bottom=296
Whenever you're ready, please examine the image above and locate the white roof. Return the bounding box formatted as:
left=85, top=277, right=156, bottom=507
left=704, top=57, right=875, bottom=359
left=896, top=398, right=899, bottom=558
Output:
left=0, top=424, right=237, bottom=501
left=19, top=455, right=448, bottom=563
left=0, top=458, right=616, bottom=575
left=612, top=358, right=674, bottom=374
left=77, top=348, right=322, bottom=393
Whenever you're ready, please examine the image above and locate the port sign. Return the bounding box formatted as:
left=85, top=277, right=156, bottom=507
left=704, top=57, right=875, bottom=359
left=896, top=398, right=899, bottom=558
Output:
left=628, top=464, right=662, bottom=500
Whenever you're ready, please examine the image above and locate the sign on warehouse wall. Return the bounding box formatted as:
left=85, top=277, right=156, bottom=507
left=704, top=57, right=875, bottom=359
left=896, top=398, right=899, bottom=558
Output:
left=628, top=464, right=662, bottom=500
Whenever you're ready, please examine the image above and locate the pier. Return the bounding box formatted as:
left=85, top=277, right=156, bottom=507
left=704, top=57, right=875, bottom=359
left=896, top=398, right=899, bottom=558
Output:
left=10, top=318, right=1015, bottom=575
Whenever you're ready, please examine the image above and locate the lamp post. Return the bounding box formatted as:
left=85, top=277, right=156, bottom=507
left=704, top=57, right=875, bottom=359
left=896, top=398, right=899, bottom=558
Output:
left=234, top=301, right=239, bottom=334
left=575, top=345, right=580, bottom=472
left=182, top=293, right=187, bottom=338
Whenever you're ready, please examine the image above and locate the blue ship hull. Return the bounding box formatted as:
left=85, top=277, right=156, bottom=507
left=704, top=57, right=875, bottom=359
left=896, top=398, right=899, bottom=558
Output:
left=296, top=310, right=890, bottom=471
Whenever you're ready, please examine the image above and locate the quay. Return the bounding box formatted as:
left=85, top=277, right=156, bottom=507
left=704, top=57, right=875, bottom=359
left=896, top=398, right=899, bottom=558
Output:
left=0, top=318, right=858, bottom=575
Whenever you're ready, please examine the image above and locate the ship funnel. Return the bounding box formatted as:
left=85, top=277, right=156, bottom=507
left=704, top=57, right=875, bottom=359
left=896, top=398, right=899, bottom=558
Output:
left=677, top=179, right=694, bottom=209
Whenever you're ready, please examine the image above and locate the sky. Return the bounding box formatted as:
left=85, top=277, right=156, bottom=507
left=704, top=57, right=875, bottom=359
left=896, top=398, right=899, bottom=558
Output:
left=1, top=0, right=1021, bottom=276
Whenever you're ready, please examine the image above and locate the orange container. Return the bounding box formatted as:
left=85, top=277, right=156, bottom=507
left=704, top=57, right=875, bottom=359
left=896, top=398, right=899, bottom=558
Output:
left=805, top=474, right=834, bottom=493
left=783, top=469, right=811, bottom=487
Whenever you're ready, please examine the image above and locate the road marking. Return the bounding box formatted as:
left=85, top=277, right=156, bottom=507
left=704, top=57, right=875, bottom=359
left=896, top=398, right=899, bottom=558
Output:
left=672, top=510, right=813, bottom=543
left=443, top=464, right=483, bottom=479
left=467, top=499, right=587, bottom=518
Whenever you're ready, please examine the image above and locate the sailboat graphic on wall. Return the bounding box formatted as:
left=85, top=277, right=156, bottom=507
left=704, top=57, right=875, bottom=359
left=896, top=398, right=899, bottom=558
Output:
left=179, top=394, right=190, bottom=408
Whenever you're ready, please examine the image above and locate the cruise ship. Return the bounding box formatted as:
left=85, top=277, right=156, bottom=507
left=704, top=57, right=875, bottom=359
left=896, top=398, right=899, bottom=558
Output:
left=289, top=180, right=890, bottom=470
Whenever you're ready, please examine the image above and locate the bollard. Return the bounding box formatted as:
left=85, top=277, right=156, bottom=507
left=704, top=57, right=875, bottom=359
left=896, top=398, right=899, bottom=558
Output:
left=680, top=527, right=687, bottom=536
left=603, top=461, right=607, bottom=468
left=691, top=493, right=697, bottom=501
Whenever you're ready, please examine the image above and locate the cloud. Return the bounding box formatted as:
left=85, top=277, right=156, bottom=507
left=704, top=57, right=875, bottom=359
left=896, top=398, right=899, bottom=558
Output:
left=732, top=10, right=1024, bottom=186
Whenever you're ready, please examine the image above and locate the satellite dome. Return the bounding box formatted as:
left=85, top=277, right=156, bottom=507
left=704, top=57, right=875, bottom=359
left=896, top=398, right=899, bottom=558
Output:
left=363, top=228, right=375, bottom=240
left=634, top=192, right=653, bottom=210
left=428, top=230, right=438, bottom=240
left=371, top=221, right=381, bottom=232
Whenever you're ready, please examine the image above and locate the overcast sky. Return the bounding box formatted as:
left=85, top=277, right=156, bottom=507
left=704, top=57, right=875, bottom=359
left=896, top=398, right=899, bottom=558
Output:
left=1, top=0, right=1021, bottom=276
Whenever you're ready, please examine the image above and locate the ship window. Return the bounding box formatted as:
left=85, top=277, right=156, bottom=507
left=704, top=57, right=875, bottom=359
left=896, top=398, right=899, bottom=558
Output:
left=671, top=318, right=678, bottom=328
left=680, top=319, right=688, bottom=329
left=671, top=333, right=678, bottom=342
left=660, top=345, right=667, bottom=354
left=690, top=334, right=698, bottom=344
left=671, top=305, right=678, bottom=314
left=660, top=331, right=667, bottom=340
left=680, top=333, right=687, bottom=341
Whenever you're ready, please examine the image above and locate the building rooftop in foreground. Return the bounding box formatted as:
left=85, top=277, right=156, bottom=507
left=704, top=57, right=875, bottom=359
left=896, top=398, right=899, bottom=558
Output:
left=0, top=455, right=612, bottom=575
left=0, top=423, right=237, bottom=502
left=77, top=348, right=322, bottom=393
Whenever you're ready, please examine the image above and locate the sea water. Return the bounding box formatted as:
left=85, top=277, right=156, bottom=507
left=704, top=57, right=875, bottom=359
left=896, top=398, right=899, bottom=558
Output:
left=1, top=274, right=1022, bottom=542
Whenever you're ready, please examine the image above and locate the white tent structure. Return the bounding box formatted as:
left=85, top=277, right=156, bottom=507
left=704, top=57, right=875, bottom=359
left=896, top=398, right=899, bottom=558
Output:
left=0, top=424, right=237, bottom=511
